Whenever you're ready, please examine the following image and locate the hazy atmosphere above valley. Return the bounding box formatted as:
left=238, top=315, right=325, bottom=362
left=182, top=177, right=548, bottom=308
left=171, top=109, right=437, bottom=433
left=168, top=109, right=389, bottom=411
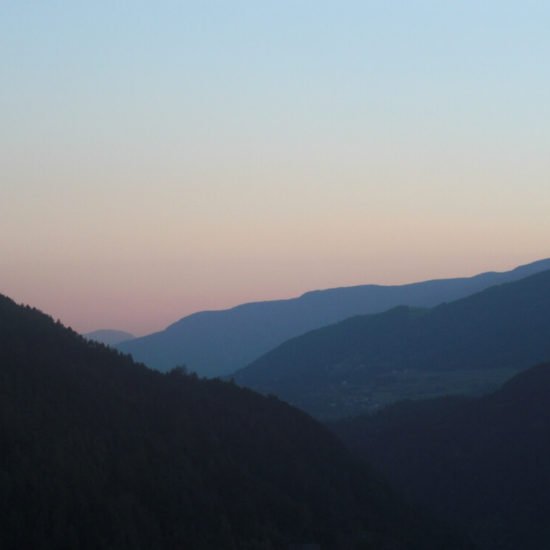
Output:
left=1, top=1, right=549, bottom=336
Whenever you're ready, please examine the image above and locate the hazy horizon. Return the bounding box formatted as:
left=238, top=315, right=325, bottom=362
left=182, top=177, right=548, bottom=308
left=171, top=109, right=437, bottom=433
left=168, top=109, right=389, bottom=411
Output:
left=4, top=255, right=547, bottom=337
left=2, top=2, right=549, bottom=335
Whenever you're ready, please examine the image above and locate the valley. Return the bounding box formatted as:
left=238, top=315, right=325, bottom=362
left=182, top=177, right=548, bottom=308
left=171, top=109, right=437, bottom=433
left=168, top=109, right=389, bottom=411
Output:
left=293, top=367, right=521, bottom=419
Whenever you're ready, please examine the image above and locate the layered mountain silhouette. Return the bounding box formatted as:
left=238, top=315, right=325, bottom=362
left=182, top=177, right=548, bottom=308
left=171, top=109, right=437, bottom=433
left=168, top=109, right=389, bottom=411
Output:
left=234, top=268, right=550, bottom=418
left=333, top=362, right=550, bottom=550
left=0, top=294, right=470, bottom=549
left=118, top=258, right=550, bottom=377
left=84, top=329, right=135, bottom=346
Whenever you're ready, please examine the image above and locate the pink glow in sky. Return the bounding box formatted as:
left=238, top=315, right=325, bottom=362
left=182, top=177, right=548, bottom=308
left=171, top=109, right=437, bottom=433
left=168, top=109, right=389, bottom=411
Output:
left=1, top=2, right=549, bottom=335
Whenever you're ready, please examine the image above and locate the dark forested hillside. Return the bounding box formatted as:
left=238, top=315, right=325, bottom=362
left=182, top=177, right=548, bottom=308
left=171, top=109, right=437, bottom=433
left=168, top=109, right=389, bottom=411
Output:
left=84, top=329, right=135, bottom=346
left=0, top=294, right=470, bottom=549
left=234, top=269, right=550, bottom=418
left=118, top=258, right=550, bottom=377
left=332, top=362, right=550, bottom=550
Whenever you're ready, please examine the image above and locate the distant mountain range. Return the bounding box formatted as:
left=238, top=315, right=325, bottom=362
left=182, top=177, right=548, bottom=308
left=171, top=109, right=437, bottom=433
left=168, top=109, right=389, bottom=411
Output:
left=84, top=329, right=134, bottom=346
left=333, top=361, right=550, bottom=550
left=118, top=258, right=550, bottom=377
left=234, top=268, right=550, bottom=418
left=0, top=293, right=470, bottom=549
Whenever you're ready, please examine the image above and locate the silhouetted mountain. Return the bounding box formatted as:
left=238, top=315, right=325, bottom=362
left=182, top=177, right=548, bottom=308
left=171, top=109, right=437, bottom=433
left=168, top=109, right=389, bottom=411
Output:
left=118, top=258, right=550, bottom=377
left=0, top=294, right=471, bottom=549
left=332, top=361, right=550, bottom=550
left=84, top=329, right=135, bottom=346
left=234, top=269, right=550, bottom=418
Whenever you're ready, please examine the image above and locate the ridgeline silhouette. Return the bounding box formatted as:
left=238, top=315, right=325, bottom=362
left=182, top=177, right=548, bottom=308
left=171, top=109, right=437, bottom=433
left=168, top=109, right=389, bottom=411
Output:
left=0, top=294, right=469, bottom=549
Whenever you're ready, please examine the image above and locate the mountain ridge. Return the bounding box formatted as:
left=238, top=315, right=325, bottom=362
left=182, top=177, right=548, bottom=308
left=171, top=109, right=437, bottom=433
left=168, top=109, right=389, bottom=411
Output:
left=118, top=258, right=550, bottom=377
left=234, top=268, right=550, bottom=417
left=0, top=292, right=471, bottom=549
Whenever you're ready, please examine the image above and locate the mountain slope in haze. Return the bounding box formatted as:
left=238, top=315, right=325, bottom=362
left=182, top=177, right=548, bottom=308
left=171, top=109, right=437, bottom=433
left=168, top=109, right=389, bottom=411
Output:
left=332, top=362, right=550, bottom=550
left=234, top=269, right=550, bottom=418
left=84, top=329, right=135, bottom=346
left=118, top=258, right=550, bottom=377
left=0, top=294, right=471, bottom=550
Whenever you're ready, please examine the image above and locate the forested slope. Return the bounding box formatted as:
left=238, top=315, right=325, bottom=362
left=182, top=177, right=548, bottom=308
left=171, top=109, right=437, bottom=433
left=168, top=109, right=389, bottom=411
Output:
left=235, top=269, right=550, bottom=417
left=0, top=294, right=469, bottom=549
left=333, top=362, right=550, bottom=549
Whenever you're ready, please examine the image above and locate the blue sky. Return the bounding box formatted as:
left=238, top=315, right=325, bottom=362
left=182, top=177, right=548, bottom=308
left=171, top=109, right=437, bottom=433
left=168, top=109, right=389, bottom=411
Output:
left=1, top=1, right=549, bottom=333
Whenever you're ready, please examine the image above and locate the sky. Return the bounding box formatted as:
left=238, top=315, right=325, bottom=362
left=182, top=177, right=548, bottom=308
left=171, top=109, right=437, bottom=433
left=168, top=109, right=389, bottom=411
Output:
left=1, top=1, right=549, bottom=335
